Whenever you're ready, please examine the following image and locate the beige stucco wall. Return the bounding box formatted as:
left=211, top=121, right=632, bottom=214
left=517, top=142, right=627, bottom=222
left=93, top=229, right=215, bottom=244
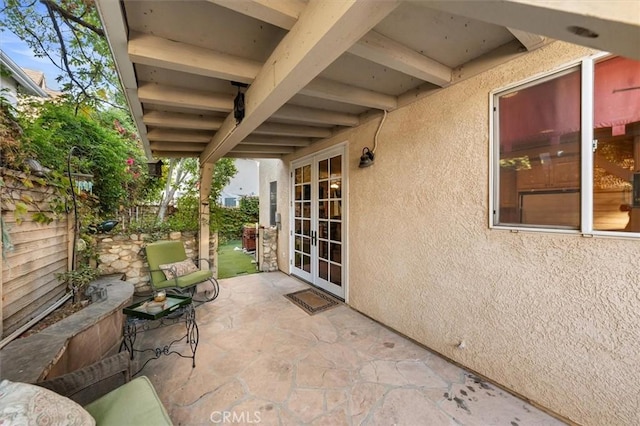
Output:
left=260, top=41, right=640, bottom=425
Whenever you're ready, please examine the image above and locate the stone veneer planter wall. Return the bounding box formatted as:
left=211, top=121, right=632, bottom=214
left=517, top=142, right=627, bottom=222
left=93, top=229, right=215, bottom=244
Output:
left=96, top=232, right=218, bottom=294
left=258, top=227, right=278, bottom=272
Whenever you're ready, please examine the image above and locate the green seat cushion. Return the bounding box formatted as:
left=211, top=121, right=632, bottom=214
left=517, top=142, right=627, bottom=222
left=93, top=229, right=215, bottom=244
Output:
left=84, top=376, right=172, bottom=426
left=154, top=270, right=213, bottom=290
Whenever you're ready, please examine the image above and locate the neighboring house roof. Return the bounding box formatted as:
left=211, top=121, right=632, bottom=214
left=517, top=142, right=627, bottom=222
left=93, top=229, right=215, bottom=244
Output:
left=0, top=50, right=48, bottom=98
left=22, top=67, right=63, bottom=98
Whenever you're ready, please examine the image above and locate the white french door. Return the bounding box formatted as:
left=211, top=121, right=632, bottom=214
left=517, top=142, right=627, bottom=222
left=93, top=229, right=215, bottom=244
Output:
left=291, top=147, right=345, bottom=298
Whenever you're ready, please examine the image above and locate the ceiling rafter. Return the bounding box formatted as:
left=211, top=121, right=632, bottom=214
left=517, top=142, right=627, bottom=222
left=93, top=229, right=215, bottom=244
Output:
left=143, top=111, right=224, bottom=130
left=210, top=0, right=452, bottom=86
left=152, top=151, right=200, bottom=158
left=150, top=142, right=207, bottom=152
left=230, top=144, right=296, bottom=154
left=200, top=0, right=400, bottom=164
left=253, top=122, right=331, bottom=138
left=207, top=0, right=303, bottom=30
left=138, top=83, right=234, bottom=112
left=273, top=105, right=359, bottom=127
left=224, top=152, right=284, bottom=159
left=147, top=129, right=212, bottom=143
left=129, top=32, right=397, bottom=109
left=242, top=135, right=312, bottom=147
left=348, top=31, right=451, bottom=86
left=507, top=28, right=548, bottom=51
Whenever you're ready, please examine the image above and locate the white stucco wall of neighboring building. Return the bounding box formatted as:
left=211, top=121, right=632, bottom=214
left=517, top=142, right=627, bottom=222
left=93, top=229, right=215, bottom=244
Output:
left=260, top=41, right=639, bottom=425
left=0, top=74, right=19, bottom=107
left=219, top=158, right=259, bottom=206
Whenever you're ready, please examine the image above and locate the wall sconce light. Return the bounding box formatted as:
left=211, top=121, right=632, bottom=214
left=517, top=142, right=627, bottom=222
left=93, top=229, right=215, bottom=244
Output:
left=359, top=148, right=375, bottom=168
left=359, top=110, right=387, bottom=168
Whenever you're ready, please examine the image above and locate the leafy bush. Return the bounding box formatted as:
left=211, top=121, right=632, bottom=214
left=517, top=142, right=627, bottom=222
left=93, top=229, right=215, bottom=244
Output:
left=212, top=196, right=259, bottom=243
left=17, top=101, right=151, bottom=217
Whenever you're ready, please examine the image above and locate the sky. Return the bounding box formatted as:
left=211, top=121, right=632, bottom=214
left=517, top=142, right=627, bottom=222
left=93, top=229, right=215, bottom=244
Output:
left=1, top=26, right=63, bottom=91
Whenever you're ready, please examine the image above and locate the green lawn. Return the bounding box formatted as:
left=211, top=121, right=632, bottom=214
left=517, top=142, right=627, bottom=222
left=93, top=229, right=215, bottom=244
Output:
left=217, top=239, right=258, bottom=279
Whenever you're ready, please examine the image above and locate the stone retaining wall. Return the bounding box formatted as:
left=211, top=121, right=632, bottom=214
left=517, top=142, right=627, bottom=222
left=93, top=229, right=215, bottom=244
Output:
left=96, top=232, right=218, bottom=294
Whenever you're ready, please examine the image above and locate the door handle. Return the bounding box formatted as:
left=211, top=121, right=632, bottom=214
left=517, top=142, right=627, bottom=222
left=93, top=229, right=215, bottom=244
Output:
left=311, top=230, right=317, bottom=246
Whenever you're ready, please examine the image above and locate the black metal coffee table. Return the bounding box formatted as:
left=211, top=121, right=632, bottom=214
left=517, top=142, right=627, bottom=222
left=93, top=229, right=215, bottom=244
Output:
left=120, top=295, right=199, bottom=375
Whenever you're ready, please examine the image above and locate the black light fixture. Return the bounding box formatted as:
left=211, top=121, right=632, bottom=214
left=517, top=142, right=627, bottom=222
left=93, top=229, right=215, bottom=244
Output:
left=358, top=110, right=387, bottom=168
left=232, top=81, right=248, bottom=124
left=359, top=148, right=375, bottom=168
left=147, top=160, right=163, bottom=177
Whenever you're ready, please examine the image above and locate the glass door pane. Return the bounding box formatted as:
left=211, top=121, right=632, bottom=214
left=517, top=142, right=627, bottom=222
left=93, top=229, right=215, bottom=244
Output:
left=293, top=164, right=312, bottom=276
left=317, top=154, right=343, bottom=291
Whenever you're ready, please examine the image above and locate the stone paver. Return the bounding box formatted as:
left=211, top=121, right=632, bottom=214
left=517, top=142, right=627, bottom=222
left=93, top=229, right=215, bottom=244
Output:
left=134, top=272, right=565, bottom=425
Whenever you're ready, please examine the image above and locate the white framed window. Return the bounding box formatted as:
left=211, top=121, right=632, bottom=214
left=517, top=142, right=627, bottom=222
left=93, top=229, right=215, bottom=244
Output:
left=490, top=54, right=640, bottom=237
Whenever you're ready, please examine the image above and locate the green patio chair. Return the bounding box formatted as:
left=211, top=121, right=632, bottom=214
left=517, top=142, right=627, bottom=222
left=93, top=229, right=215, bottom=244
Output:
left=145, top=240, right=219, bottom=303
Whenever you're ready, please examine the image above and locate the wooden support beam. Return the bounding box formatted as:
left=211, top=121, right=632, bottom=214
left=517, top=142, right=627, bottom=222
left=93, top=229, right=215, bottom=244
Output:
left=207, top=0, right=303, bottom=30
left=129, top=32, right=260, bottom=83
left=130, top=32, right=396, bottom=109
left=147, top=129, right=213, bottom=143
left=200, top=0, right=398, bottom=164
left=507, top=28, right=548, bottom=51
left=199, top=163, right=214, bottom=269
left=152, top=151, right=200, bottom=158
left=273, top=105, right=359, bottom=127
left=231, top=144, right=296, bottom=154
left=150, top=142, right=207, bottom=152
left=224, top=152, right=284, bottom=159
left=242, top=135, right=312, bottom=147
left=138, top=83, right=234, bottom=112
left=302, top=78, right=397, bottom=110
left=143, top=111, right=224, bottom=130
left=254, top=122, right=331, bottom=138
left=211, top=0, right=450, bottom=86
left=348, top=31, right=452, bottom=86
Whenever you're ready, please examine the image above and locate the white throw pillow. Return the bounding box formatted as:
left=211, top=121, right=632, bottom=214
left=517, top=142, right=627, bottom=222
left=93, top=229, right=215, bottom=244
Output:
left=0, top=379, right=95, bottom=426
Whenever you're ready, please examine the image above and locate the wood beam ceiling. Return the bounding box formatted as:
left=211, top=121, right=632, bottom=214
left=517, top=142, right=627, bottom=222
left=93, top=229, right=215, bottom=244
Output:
left=208, top=0, right=453, bottom=86
left=200, top=0, right=400, bottom=164
left=143, top=111, right=224, bottom=130
left=129, top=33, right=397, bottom=109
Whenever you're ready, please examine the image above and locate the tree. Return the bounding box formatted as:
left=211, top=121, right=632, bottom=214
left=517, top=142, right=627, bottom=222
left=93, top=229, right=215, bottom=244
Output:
left=157, top=158, right=194, bottom=222
left=2, top=0, right=122, bottom=110
left=159, top=157, right=238, bottom=223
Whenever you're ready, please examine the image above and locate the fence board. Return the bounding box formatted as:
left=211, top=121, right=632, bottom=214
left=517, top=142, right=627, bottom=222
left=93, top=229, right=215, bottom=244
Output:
left=2, top=287, right=66, bottom=337
left=4, top=235, right=67, bottom=260
left=2, top=251, right=67, bottom=284
left=1, top=170, right=71, bottom=337
left=4, top=226, right=68, bottom=245
left=2, top=258, right=67, bottom=296
left=3, top=275, right=66, bottom=319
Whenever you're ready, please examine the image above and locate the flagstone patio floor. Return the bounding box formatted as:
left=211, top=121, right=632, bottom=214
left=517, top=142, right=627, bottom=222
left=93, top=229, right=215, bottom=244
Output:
left=134, top=272, right=565, bottom=425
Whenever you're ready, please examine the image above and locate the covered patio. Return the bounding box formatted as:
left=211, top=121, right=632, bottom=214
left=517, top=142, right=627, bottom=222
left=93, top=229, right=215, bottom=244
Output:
left=135, top=272, right=562, bottom=425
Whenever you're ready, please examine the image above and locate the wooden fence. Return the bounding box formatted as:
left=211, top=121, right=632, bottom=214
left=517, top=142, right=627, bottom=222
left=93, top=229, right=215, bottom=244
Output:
left=1, top=169, right=70, bottom=338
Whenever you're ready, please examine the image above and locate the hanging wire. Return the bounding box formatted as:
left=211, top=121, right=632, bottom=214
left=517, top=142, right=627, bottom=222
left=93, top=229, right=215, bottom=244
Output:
left=372, top=110, right=388, bottom=154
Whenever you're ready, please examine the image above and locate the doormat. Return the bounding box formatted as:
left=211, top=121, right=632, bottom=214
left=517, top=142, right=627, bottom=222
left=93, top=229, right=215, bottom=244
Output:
left=284, top=288, right=341, bottom=315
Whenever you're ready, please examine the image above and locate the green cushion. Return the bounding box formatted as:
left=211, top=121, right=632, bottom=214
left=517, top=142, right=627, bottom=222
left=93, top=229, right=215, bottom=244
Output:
left=154, top=270, right=213, bottom=290
left=84, top=376, right=172, bottom=426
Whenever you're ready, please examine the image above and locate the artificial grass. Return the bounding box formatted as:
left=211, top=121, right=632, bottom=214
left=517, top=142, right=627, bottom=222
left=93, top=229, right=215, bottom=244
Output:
left=217, top=239, right=258, bottom=279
